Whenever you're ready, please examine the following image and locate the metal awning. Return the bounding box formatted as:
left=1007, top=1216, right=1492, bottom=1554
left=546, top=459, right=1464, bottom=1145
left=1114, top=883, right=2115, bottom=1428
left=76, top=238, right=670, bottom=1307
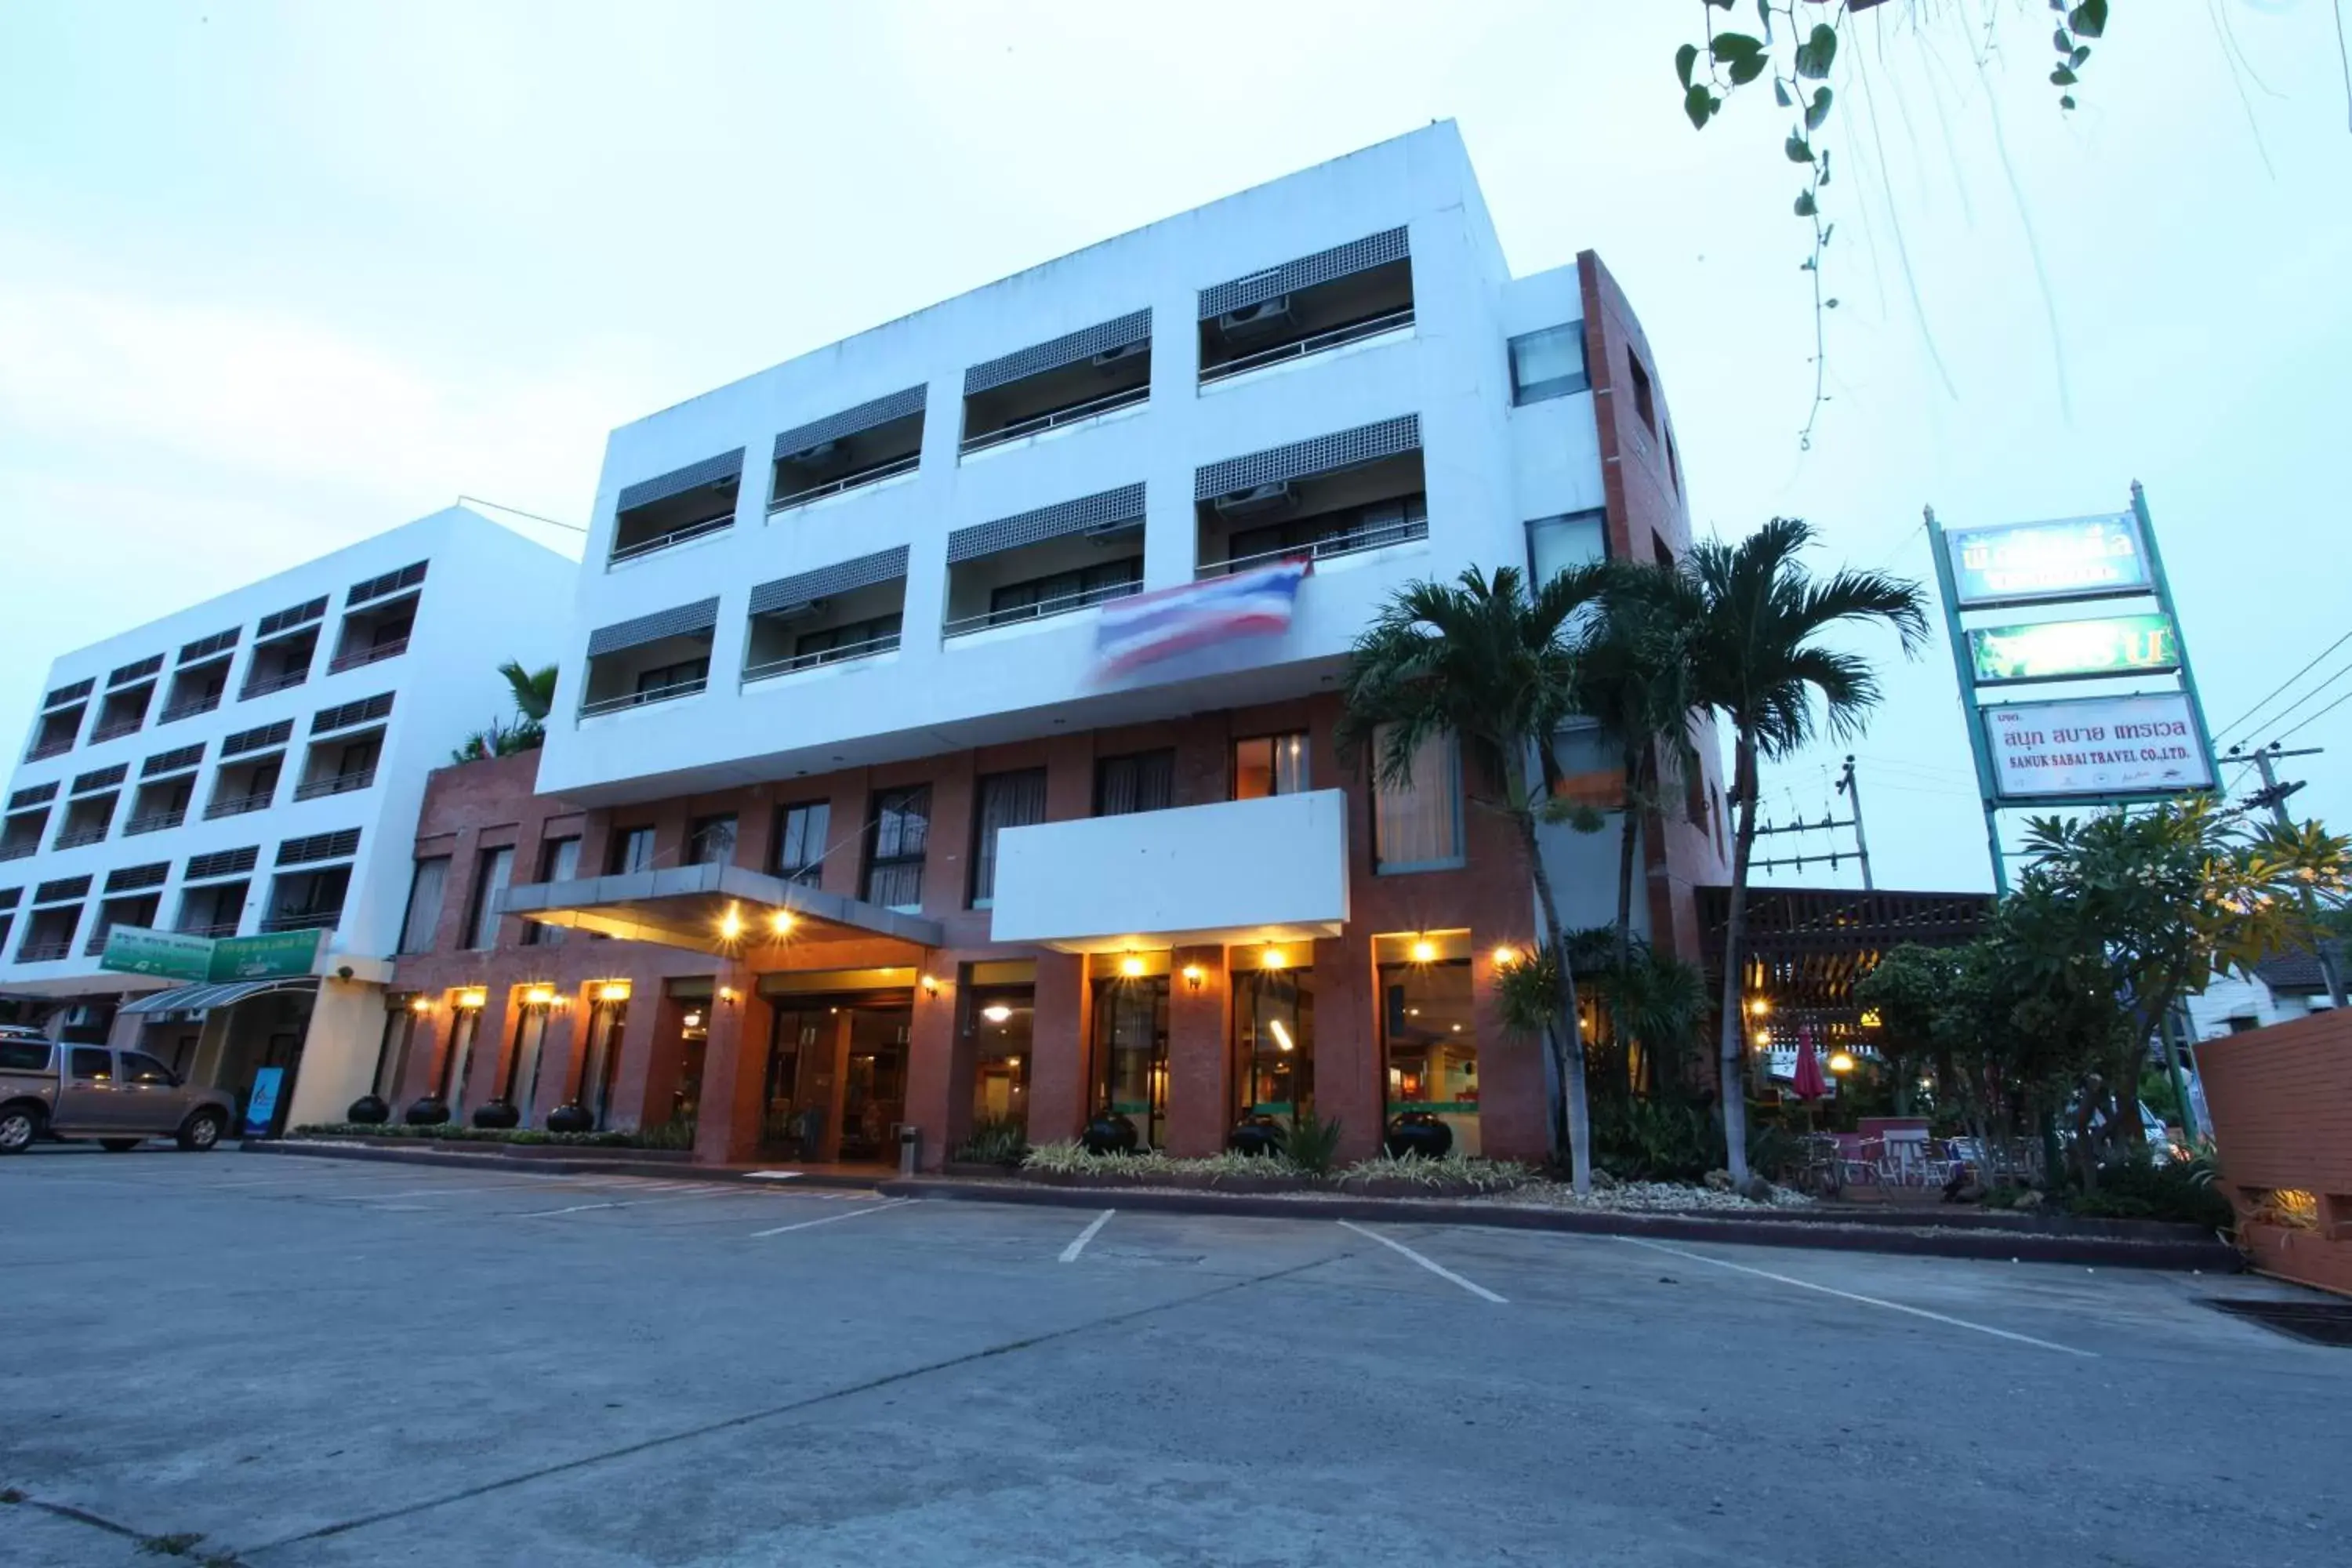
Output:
left=118, top=977, right=319, bottom=1017
left=500, top=862, right=944, bottom=955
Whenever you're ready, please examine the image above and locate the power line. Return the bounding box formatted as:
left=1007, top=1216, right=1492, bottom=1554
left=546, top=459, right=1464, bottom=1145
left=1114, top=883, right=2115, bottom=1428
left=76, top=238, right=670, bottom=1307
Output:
left=2241, top=656, right=2352, bottom=744
left=2212, top=629, right=2352, bottom=741
left=456, top=494, right=589, bottom=534
left=2272, top=684, right=2352, bottom=746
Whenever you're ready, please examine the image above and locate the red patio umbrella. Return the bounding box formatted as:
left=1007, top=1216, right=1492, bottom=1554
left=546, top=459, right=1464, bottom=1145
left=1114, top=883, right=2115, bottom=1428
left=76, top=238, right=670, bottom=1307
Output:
left=1791, top=1027, right=1828, bottom=1102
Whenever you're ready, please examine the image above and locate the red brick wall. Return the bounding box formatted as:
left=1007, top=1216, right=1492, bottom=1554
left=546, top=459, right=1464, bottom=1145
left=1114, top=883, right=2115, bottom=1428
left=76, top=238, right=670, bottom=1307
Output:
left=1579, top=250, right=1731, bottom=964
left=2198, top=1011, right=2352, bottom=1297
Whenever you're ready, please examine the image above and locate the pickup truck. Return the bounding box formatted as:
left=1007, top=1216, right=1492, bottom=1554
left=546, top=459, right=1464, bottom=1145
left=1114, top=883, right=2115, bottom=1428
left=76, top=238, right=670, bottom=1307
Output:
left=0, top=1027, right=234, bottom=1153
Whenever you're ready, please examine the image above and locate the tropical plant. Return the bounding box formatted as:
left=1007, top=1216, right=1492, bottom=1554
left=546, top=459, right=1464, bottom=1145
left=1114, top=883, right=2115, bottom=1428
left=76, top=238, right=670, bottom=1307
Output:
left=451, top=659, right=559, bottom=763
left=500, top=659, right=558, bottom=726
left=1685, top=517, right=1927, bottom=1184
left=953, top=1116, right=1029, bottom=1167
left=1280, top=1110, right=1344, bottom=1177
left=1338, top=564, right=1611, bottom=1191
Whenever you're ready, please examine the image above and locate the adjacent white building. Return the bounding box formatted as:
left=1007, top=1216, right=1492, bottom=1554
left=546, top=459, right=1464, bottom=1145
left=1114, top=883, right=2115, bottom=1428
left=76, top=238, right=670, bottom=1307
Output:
left=0, top=506, right=575, bottom=1128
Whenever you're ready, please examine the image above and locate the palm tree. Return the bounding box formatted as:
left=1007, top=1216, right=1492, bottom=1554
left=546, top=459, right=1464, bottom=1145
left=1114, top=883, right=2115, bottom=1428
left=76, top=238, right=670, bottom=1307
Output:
left=1685, top=518, right=1927, bottom=1184
left=499, top=659, right=557, bottom=738
left=1338, top=564, right=1610, bottom=1191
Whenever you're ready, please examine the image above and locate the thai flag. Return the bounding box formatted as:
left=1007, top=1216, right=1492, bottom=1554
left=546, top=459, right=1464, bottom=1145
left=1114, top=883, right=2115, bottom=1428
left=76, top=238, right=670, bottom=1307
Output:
left=1094, top=560, right=1311, bottom=677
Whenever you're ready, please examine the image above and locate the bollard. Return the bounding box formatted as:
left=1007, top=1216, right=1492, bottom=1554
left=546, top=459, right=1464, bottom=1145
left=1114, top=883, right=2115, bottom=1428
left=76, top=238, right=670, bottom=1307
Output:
left=898, top=1123, right=920, bottom=1177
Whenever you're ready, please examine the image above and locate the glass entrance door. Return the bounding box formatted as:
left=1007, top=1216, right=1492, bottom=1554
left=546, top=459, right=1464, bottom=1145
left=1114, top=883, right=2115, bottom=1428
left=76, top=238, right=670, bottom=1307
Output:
left=1092, top=975, right=1169, bottom=1149
left=840, top=1006, right=909, bottom=1161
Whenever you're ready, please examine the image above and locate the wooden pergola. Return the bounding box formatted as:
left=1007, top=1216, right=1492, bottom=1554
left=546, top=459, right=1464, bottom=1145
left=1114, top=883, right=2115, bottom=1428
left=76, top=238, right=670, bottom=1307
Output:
left=1697, top=886, right=1992, bottom=1054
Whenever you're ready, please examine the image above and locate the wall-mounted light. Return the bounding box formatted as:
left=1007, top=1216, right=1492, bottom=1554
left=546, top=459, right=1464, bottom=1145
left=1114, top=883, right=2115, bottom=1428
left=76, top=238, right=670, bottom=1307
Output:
left=920, top=974, right=941, bottom=997
left=1261, top=946, right=1287, bottom=971
left=524, top=984, right=555, bottom=1008
left=1410, top=936, right=1438, bottom=964
left=719, top=905, right=743, bottom=941
left=408, top=996, right=433, bottom=1014
left=1827, top=1051, right=1858, bottom=1075
left=598, top=980, right=633, bottom=1004
left=1748, top=997, right=1771, bottom=1018
left=1491, top=945, right=1519, bottom=968
left=717, top=985, right=737, bottom=1005
left=770, top=909, right=795, bottom=937
left=456, top=988, right=487, bottom=1011
left=1119, top=953, right=1145, bottom=978
left=1181, top=963, right=1205, bottom=993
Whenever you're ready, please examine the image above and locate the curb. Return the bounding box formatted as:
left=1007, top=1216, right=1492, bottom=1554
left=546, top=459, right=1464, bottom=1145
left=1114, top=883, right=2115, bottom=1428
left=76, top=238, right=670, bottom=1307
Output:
left=244, top=1139, right=890, bottom=1192
left=878, top=1178, right=2243, bottom=1272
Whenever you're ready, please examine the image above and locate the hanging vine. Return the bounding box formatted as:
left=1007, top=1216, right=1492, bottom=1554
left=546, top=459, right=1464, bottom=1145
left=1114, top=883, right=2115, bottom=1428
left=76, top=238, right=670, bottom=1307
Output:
left=1676, top=1, right=2112, bottom=448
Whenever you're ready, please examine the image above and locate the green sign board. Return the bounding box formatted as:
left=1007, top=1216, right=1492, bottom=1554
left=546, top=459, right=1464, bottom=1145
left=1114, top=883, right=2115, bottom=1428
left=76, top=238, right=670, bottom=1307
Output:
left=1947, top=512, right=2151, bottom=608
left=98, top=926, right=216, bottom=982
left=209, top=929, right=328, bottom=982
left=1968, top=613, right=2180, bottom=686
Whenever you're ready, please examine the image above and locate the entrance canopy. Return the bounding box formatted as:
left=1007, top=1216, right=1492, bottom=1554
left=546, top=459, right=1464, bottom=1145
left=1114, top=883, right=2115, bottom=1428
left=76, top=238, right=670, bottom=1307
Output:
left=502, top=862, right=945, bottom=956
left=118, top=977, right=320, bottom=1017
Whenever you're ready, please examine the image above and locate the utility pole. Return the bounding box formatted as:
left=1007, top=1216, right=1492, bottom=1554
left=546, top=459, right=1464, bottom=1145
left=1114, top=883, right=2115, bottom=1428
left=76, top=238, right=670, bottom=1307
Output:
left=1835, top=754, right=1874, bottom=891
left=2237, top=742, right=2347, bottom=1007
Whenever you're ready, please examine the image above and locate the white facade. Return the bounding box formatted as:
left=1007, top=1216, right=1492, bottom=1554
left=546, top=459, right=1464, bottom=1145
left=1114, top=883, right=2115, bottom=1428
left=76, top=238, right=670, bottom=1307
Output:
left=538, top=122, right=1610, bottom=807
left=0, top=506, right=575, bottom=1010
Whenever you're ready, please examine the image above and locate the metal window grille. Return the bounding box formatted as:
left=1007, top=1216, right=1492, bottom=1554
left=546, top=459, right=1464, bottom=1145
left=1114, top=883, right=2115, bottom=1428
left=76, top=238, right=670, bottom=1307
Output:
left=222, top=720, right=296, bottom=758
left=1193, top=415, right=1420, bottom=500
left=185, top=846, right=260, bottom=880
left=43, top=678, right=94, bottom=710
left=256, top=596, right=329, bottom=639
left=1197, top=227, right=1410, bottom=320
left=34, top=876, right=92, bottom=904
left=140, top=744, right=205, bottom=778
left=312, top=692, right=396, bottom=734
left=278, top=828, right=362, bottom=866
left=964, top=310, right=1152, bottom=397
left=586, top=597, right=721, bottom=659
left=347, top=560, right=428, bottom=607
left=179, top=628, right=240, bottom=664
left=946, top=484, right=1146, bottom=565
left=614, top=448, right=745, bottom=517
left=107, top=654, right=164, bottom=688
left=104, top=862, right=170, bottom=893
left=8, top=782, right=59, bottom=811
left=70, top=764, right=128, bottom=796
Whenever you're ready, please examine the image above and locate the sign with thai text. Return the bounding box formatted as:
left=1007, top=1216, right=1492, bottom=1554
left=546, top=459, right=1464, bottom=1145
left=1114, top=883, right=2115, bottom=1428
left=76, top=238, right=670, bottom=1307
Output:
left=1968, top=614, right=2180, bottom=685
left=1947, top=513, right=2151, bottom=608
left=98, top=927, right=215, bottom=982
left=209, top=929, right=328, bottom=982
left=1982, top=692, right=2212, bottom=800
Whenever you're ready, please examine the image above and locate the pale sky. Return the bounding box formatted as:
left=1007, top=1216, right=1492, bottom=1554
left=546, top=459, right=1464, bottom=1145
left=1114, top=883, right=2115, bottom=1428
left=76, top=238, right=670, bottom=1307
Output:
left=4, top=2, right=2348, bottom=893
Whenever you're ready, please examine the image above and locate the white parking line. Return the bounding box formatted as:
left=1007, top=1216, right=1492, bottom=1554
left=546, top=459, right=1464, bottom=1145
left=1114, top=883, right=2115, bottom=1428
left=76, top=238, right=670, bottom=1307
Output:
left=1611, top=1236, right=2097, bottom=1358
left=750, top=1197, right=916, bottom=1238
left=517, top=1190, right=739, bottom=1218
left=1337, top=1220, right=1508, bottom=1304
left=1059, top=1209, right=1116, bottom=1262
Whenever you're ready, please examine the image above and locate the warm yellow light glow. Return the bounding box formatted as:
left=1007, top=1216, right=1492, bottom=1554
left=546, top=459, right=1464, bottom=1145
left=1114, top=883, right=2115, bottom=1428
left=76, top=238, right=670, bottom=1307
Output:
left=1120, top=953, right=1145, bottom=978
left=1410, top=938, right=1438, bottom=964
left=408, top=996, right=432, bottom=1014
left=719, top=906, right=743, bottom=941
left=920, top=974, right=941, bottom=995
left=770, top=909, right=795, bottom=936
left=524, top=984, right=555, bottom=1007
left=1748, top=997, right=1771, bottom=1017
left=1827, top=1051, right=1858, bottom=1075
left=1180, top=964, right=1205, bottom=991
left=683, top=1011, right=703, bottom=1029
left=1450, top=1023, right=1462, bottom=1033
left=456, top=988, right=487, bottom=1011
left=982, top=1004, right=1013, bottom=1024
left=1859, top=1008, right=1882, bottom=1029
left=1269, top=1019, right=1295, bottom=1053
left=717, top=986, right=736, bottom=1004
left=1491, top=946, right=1518, bottom=967
left=1261, top=946, right=1287, bottom=970
left=598, top=981, right=632, bottom=1004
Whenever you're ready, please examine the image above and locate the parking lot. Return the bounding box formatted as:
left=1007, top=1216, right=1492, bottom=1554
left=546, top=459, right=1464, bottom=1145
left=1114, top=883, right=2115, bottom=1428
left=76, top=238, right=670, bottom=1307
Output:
left=4, top=1148, right=2347, bottom=1566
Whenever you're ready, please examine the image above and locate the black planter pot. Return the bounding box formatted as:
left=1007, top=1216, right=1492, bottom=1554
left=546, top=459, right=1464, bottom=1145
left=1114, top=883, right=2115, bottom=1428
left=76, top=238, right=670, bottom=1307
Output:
left=404, top=1096, right=452, bottom=1127
left=1227, top=1114, right=1287, bottom=1158
left=346, top=1094, right=392, bottom=1125
left=472, top=1099, right=522, bottom=1130
left=546, top=1102, right=595, bottom=1134
left=1384, top=1112, right=1454, bottom=1160
left=1081, top=1112, right=1138, bottom=1156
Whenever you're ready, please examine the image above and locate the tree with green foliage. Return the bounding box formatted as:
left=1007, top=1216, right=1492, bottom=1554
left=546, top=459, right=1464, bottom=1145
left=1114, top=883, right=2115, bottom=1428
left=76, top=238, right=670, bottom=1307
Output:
left=1338, top=564, right=1610, bottom=1190
left=452, top=659, right=560, bottom=764
left=1685, top=517, right=1927, bottom=1185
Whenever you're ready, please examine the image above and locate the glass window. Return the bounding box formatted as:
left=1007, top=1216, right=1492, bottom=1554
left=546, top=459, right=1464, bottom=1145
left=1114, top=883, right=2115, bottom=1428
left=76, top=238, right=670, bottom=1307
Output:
left=122, top=1051, right=176, bottom=1086
left=1553, top=720, right=1619, bottom=808
left=525, top=839, right=579, bottom=946
left=397, top=855, right=449, bottom=955
left=1234, top=964, right=1314, bottom=1118
left=968, top=984, right=1033, bottom=1134
left=1627, top=351, right=1657, bottom=430
left=1526, top=510, right=1608, bottom=588
left=1371, top=727, right=1464, bottom=873
left=635, top=657, right=708, bottom=696
left=774, top=801, right=830, bottom=886
left=70, top=1047, right=112, bottom=1081
left=0, top=1040, right=50, bottom=1072
left=1380, top=945, right=1479, bottom=1156
left=970, top=770, right=1047, bottom=907
left=1092, top=973, right=1169, bottom=1150
left=687, top=814, right=737, bottom=866
left=466, top=846, right=514, bottom=951
left=864, top=786, right=931, bottom=910
left=1230, top=492, right=1428, bottom=568
left=1509, top=325, right=1589, bottom=405
left=1232, top=732, right=1308, bottom=800
left=1094, top=750, right=1174, bottom=816
left=608, top=826, right=655, bottom=875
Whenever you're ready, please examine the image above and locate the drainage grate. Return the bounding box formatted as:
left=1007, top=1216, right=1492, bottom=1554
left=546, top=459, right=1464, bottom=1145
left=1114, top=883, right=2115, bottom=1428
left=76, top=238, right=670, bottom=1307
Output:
left=2207, top=1298, right=2352, bottom=1347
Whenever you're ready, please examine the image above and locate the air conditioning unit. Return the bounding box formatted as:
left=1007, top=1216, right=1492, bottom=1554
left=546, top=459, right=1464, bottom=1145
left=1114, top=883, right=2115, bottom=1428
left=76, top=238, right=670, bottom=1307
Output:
left=1216, top=296, right=1294, bottom=339
left=1091, top=341, right=1149, bottom=369
left=1212, top=482, right=1298, bottom=521
left=788, top=440, right=838, bottom=465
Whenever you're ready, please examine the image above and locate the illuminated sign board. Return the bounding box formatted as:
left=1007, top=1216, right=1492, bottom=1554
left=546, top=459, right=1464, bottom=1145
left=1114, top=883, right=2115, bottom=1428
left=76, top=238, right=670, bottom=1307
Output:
left=1947, top=513, right=2151, bottom=608
left=1968, top=614, right=2180, bottom=685
left=1981, top=691, right=2212, bottom=800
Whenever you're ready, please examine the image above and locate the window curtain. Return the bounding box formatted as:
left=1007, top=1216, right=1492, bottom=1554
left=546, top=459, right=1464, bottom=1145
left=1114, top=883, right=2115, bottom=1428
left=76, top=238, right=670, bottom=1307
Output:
left=398, top=856, right=448, bottom=954
left=469, top=847, right=514, bottom=950
left=1373, top=727, right=1463, bottom=871
left=1097, top=751, right=1174, bottom=816
left=971, top=769, right=1048, bottom=904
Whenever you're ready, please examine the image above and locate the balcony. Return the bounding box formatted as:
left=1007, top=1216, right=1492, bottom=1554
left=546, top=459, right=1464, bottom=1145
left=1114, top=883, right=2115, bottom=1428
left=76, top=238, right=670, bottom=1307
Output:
left=769, top=394, right=926, bottom=515
left=240, top=667, right=310, bottom=699
left=742, top=568, right=908, bottom=686
left=124, top=810, right=187, bottom=836
left=89, top=717, right=143, bottom=744
left=1195, top=441, right=1428, bottom=583
left=743, top=626, right=902, bottom=684
left=1197, top=506, right=1429, bottom=579
left=205, top=791, right=274, bottom=820
left=259, top=910, right=340, bottom=934
left=960, top=384, right=1149, bottom=459
left=1200, top=306, right=1414, bottom=389
left=52, top=827, right=107, bottom=851
left=158, top=693, right=222, bottom=724
left=328, top=594, right=416, bottom=677
left=0, top=840, right=36, bottom=862
left=769, top=452, right=919, bottom=514
left=943, top=575, right=1139, bottom=639
left=24, top=736, right=73, bottom=763
left=15, top=938, right=72, bottom=964
left=326, top=637, right=407, bottom=675
left=177, top=920, right=241, bottom=939
left=609, top=512, right=733, bottom=567
left=579, top=614, right=715, bottom=721
left=292, top=768, right=377, bottom=801
left=610, top=453, right=742, bottom=565
left=580, top=673, right=707, bottom=719
left=988, top=789, right=1349, bottom=952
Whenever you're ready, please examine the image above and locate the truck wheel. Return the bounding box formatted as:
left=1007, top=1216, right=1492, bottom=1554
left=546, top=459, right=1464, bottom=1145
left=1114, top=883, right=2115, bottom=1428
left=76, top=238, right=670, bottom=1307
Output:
left=100, top=1139, right=143, bottom=1153
left=0, top=1105, right=40, bottom=1154
left=177, top=1110, right=225, bottom=1152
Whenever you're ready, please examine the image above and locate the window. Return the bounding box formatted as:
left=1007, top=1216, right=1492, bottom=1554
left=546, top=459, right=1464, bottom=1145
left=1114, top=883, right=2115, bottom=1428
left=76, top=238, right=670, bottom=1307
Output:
left=967, top=983, right=1033, bottom=1134
left=863, top=786, right=930, bottom=910
left=1095, top=750, right=1174, bottom=816
left=634, top=656, right=709, bottom=698
left=1092, top=969, right=1170, bottom=1149
left=1229, top=493, right=1428, bottom=572
left=1379, top=935, right=1479, bottom=1156
left=1666, top=430, right=1682, bottom=495
left=970, top=769, right=1047, bottom=907
left=70, top=1047, right=112, bottom=1080
left=793, top=614, right=902, bottom=666
left=986, top=557, right=1142, bottom=628
left=0, top=1040, right=51, bottom=1072
left=1508, top=325, right=1590, bottom=405
left=1234, top=965, right=1314, bottom=1118
left=686, top=814, right=738, bottom=867
left=1232, top=732, right=1308, bottom=800
left=122, top=1051, right=177, bottom=1086
left=1553, top=720, right=1619, bottom=808
left=1371, top=728, right=1464, bottom=873
left=1653, top=532, right=1675, bottom=571
left=525, top=838, right=579, bottom=946
left=1526, top=511, right=1608, bottom=587
left=397, top=858, right=449, bottom=954
left=773, top=802, right=830, bottom=887
left=609, top=826, right=655, bottom=875
left=466, top=846, right=514, bottom=951
left=1627, top=351, right=1657, bottom=432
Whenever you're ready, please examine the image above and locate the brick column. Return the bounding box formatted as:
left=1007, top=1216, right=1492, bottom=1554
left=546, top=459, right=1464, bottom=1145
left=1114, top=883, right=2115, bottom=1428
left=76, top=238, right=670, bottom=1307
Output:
left=1311, top=932, right=1383, bottom=1164
left=1026, top=951, right=1089, bottom=1145
left=618, top=988, right=687, bottom=1131
left=1476, top=941, right=1552, bottom=1164
left=394, top=1010, right=445, bottom=1106
left=902, top=966, right=963, bottom=1170
left=691, top=961, right=760, bottom=1164
left=1164, top=943, right=1232, bottom=1156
